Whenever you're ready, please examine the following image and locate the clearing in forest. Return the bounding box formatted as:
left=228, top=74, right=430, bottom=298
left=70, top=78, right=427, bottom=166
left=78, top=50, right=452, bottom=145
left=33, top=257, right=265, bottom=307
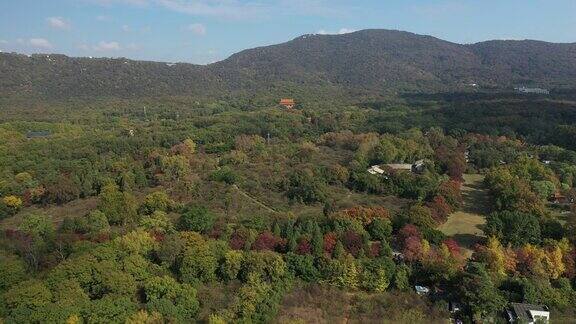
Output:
left=439, top=173, right=489, bottom=257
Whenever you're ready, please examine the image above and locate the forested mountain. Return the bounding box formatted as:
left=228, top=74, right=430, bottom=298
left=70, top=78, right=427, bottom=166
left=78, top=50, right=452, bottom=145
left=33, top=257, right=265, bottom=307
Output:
left=1, top=29, right=576, bottom=98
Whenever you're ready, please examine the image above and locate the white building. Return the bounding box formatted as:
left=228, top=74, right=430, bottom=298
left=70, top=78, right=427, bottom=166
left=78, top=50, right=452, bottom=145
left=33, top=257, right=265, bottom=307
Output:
left=507, top=303, right=550, bottom=324
left=515, top=86, right=550, bottom=95
left=367, top=165, right=386, bottom=175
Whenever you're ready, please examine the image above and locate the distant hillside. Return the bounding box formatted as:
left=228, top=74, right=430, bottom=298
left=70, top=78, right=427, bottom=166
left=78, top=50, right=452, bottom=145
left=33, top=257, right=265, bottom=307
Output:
left=1, top=29, right=575, bottom=98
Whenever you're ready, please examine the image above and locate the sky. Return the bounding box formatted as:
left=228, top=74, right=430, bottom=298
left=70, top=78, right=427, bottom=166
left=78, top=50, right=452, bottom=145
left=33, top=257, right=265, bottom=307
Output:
left=0, top=0, right=575, bottom=64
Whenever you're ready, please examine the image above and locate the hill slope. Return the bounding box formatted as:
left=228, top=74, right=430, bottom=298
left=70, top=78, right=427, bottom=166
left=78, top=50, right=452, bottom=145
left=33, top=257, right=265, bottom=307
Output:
left=1, top=29, right=575, bottom=98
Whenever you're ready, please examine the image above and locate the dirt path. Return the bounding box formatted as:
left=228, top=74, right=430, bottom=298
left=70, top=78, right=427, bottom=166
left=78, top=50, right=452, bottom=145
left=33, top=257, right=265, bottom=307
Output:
left=438, top=174, right=489, bottom=257
left=231, top=184, right=279, bottom=214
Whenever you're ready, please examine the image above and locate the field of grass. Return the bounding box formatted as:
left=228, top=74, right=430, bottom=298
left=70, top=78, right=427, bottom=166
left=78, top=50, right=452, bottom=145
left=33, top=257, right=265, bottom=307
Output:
left=0, top=197, right=99, bottom=231
left=276, top=283, right=449, bottom=323
left=439, top=173, right=489, bottom=257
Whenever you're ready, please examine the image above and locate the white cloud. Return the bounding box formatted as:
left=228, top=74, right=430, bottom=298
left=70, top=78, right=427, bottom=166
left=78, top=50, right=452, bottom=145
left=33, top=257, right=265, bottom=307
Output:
left=29, top=38, right=54, bottom=49
left=47, top=17, right=71, bottom=30
left=186, top=23, right=206, bottom=36
left=93, top=41, right=121, bottom=51
left=316, top=28, right=355, bottom=35
left=156, top=0, right=266, bottom=20
left=122, top=25, right=131, bottom=32
left=78, top=43, right=91, bottom=51
left=90, top=0, right=355, bottom=21
left=91, top=0, right=148, bottom=6
left=0, top=40, right=7, bottom=44
left=410, top=2, right=468, bottom=17
left=126, top=43, right=140, bottom=50
left=278, top=0, right=348, bottom=18
left=338, top=28, right=355, bottom=34
left=96, top=15, right=112, bottom=21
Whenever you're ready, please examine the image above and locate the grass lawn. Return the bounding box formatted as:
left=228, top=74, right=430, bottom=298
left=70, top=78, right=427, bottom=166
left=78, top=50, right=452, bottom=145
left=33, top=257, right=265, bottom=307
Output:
left=439, top=173, right=489, bottom=257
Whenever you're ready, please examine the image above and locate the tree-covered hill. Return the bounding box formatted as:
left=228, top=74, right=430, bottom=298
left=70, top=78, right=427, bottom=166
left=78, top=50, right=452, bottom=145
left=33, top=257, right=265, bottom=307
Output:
left=1, top=29, right=576, bottom=98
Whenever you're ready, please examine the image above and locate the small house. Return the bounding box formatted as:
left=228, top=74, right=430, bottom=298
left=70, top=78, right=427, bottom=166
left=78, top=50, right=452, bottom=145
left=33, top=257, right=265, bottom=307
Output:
left=385, top=163, right=413, bottom=171
left=392, top=250, right=404, bottom=261
left=26, top=130, right=50, bottom=139
left=507, top=303, right=550, bottom=324
left=279, top=98, right=296, bottom=109
left=412, top=160, right=426, bottom=173
left=384, top=160, right=426, bottom=174
left=549, top=192, right=568, bottom=204
left=515, top=86, right=550, bottom=95
left=449, top=302, right=462, bottom=314
left=414, top=285, right=430, bottom=295
left=367, top=165, right=386, bottom=175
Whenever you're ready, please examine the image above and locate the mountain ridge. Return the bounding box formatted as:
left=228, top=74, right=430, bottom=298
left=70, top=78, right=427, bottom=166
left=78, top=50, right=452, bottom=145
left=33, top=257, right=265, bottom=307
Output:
left=2, top=29, right=576, bottom=99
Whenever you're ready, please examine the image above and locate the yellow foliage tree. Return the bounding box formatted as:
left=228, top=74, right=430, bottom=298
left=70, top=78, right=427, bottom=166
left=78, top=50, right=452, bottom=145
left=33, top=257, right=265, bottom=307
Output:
left=125, top=310, right=163, bottom=324
left=485, top=236, right=507, bottom=276
left=543, top=245, right=566, bottom=280
left=2, top=195, right=22, bottom=209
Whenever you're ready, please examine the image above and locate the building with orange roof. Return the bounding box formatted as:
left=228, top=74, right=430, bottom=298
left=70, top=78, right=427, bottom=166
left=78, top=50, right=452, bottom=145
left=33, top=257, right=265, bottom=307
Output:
left=279, top=98, right=295, bottom=109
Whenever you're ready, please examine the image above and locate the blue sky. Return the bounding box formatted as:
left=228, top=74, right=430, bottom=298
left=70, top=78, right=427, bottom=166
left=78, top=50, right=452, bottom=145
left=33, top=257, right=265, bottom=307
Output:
left=0, top=0, right=575, bottom=64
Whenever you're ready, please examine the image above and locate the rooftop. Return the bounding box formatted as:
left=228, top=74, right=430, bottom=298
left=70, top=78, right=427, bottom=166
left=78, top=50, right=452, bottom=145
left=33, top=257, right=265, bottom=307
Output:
left=385, top=163, right=413, bottom=170
left=26, top=130, right=51, bottom=138
left=511, top=303, right=549, bottom=322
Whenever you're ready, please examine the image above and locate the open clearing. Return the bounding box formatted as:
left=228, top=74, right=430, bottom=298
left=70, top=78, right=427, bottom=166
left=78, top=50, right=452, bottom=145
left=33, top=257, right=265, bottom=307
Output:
left=439, top=173, right=489, bottom=257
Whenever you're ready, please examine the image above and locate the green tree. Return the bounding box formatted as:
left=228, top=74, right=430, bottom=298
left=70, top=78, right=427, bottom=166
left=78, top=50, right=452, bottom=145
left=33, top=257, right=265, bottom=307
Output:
left=285, top=253, right=319, bottom=281
left=359, top=259, right=390, bottom=292
left=286, top=169, right=327, bottom=204
left=0, top=253, right=27, bottom=292
left=2, top=279, right=52, bottom=317
left=220, top=250, right=244, bottom=281
left=85, top=296, right=138, bottom=324
left=311, top=227, right=324, bottom=257
left=394, top=264, right=411, bottom=291
left=367, top=218, right=393, bottom=241
left=98, top=184, right=137, bottom=225
left=160, top=155, right=190, bottom=182
left=180, top=235, right=218, bottom=284
left=85, top=210, right=110, bottom=237
left=114, top=229, right=158, bottom=256
left=140, top=191, right=173, bottom=215
left=144, top=276, right=199, bottom=322
left=139, top=211, right=174, bottom=234
left=531, top=180, right=556, bottom=200
left=178, top=206, right=216, bottom=234
left=485, top=211, right=541, bottom=247
left=17, top=212, right=55, bottom=269
left=461, top=263, right=507, bottom=321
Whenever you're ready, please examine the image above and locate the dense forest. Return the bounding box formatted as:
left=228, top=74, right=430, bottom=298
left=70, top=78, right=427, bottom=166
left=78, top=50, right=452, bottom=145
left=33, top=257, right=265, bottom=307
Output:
left=1, top=87, right=576, bottom=323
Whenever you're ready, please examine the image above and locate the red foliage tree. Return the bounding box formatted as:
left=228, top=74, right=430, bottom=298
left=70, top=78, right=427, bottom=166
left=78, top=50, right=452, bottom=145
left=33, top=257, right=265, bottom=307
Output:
left=369, top=241, right=381, bottom=258
left=296, top=236, right=312, bottom=255
left=403, top=236, right=424, bottom=262
left=443, top=239, right=461, bottom=256
left=398, top=224, right=421, bottom=246
left=342, top=230, right=363, bottom=257
left=229, top=230, right=247, bottom=250
left=337, top=206, right=390, bottom=225
left=323, top=232, right=338, bottom=255
left=427, top=196, right=452, bottom=224
left=438, top=180, right=463, bottom=209
left=252, top=231, right=279, bottom=251
left=563, top=247, right=576, bottom=279
left=435, top=145, right=466, bottom=181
